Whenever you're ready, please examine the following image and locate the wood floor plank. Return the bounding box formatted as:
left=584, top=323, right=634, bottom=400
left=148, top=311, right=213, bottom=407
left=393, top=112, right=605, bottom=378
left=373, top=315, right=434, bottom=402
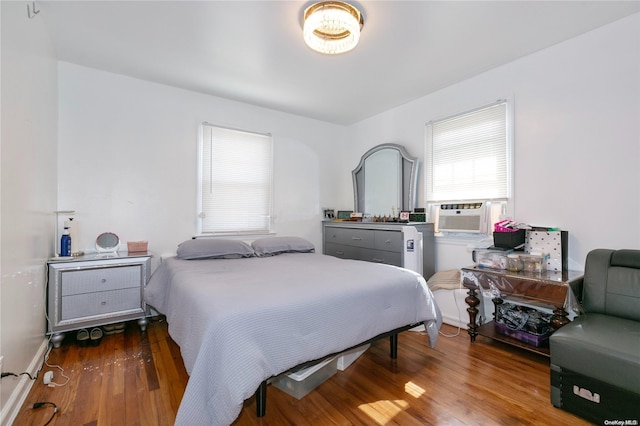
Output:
left=13, top=319, right=595, bottom=425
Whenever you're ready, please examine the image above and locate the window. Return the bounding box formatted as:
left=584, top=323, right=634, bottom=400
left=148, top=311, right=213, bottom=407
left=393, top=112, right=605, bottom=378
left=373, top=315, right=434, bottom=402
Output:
left=425, top=100, right=512, bottom=233
left=198, top=124, right=273, bottom=235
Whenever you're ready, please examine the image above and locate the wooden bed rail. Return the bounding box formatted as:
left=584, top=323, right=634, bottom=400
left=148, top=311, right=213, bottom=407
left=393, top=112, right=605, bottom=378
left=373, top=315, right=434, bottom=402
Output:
left=255, top=322, right=421, bottom=417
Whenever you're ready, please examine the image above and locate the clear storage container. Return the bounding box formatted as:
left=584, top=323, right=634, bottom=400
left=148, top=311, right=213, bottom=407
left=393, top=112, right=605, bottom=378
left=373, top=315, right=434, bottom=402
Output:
left=271, top=356, right=338, bottom=399
left=506, top=254, right=523, bottom=272
left=521, top=254, right=547, bottom=273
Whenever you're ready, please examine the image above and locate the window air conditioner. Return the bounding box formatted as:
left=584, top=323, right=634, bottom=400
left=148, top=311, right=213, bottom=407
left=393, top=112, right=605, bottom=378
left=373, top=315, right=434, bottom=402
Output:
left=437, top=203, right=485, bottom=233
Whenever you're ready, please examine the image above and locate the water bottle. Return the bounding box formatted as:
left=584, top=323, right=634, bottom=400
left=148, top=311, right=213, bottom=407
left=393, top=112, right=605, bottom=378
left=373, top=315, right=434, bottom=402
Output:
left=61, top=227, right=72, bottom=257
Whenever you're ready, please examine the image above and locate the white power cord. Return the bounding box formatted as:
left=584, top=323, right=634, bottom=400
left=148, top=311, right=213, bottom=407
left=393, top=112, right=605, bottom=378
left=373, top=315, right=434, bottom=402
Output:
left=42, top=344, right=70, bottom=387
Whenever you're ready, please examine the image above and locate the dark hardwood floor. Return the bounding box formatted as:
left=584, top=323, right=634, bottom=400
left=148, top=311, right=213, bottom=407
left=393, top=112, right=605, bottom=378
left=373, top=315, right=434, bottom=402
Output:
left=13, top=318, right=593, bottom=425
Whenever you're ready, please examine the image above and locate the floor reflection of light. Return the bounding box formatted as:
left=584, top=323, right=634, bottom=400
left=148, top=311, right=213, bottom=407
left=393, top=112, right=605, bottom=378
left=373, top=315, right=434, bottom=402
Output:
left=405, top=381, right=426, bottom=398
left=358, top=400, right=409, bottom=425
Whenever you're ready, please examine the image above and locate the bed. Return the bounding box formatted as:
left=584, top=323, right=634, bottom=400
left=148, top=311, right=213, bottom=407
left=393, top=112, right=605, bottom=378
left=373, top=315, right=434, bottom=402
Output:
left=144, top=237, right=442, bottom=425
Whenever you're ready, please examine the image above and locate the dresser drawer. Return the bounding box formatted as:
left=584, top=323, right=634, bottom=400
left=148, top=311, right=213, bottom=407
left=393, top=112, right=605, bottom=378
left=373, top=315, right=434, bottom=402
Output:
left=325, top=243, right=401, bottom=267
left=61, top=265, right=142, bottom=296
left=324, top=227, right=374, bottom=249
left=324, top=242, right=361, bottom=260
left=374, top=230, right=402, bottom=252
left=61, top=287, right=142, bottom=321
left=360, top=248, right=402, bottom=267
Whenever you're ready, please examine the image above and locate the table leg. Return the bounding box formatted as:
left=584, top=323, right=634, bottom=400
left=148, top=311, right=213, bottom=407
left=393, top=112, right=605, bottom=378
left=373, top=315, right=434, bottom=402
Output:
left=550, top=307, right=570, bottom=329
left=492, top=295, right=503, bottom=322
left=465, top=287, right=480, bottom=342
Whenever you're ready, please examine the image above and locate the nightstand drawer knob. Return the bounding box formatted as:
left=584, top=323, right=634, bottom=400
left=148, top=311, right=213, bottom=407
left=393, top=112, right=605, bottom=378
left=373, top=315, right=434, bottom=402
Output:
left=101, top=301, right=107, bottom=305
left=101, top=278, right=107, bottom=283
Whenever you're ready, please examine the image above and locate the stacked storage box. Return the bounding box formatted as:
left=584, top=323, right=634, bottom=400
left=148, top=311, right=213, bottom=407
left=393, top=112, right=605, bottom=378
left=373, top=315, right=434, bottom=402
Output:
left=494, top=303, right=553, bottom=347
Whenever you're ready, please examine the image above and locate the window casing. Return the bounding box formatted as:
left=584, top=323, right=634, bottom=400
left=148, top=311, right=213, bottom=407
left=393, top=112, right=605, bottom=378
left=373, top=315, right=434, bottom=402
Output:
left=198, top=124, right=273, bottom=235
left=425, top=100, right=512, bottom=234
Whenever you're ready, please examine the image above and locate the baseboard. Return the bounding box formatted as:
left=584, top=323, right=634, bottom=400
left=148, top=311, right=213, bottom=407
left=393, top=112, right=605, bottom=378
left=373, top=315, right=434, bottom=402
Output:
left=0, top=338, right=49, bottom=426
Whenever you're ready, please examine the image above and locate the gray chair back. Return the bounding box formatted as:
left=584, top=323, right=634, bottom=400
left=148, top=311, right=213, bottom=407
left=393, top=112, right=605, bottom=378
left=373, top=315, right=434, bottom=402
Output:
left=582, top=249, right=640, bottom=321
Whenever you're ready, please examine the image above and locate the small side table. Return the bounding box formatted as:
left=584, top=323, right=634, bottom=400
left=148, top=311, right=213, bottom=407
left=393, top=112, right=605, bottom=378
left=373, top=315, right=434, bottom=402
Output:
left=47, top=253, right=152, bottom=348
left=461, top=266, right=583, bottom=356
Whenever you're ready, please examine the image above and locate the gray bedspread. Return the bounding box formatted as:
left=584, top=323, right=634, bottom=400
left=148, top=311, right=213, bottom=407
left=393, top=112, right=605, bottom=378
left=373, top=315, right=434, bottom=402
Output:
left=144, top=252, right=442, bottom=425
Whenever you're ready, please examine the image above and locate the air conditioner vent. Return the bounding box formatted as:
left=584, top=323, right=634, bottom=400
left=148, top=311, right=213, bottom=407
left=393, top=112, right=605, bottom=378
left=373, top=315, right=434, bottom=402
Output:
left=437, top=203, right=485, bottom=233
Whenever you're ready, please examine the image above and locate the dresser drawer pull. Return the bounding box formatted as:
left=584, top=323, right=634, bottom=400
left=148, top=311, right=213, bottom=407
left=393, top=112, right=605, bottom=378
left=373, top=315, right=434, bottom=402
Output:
left=101, top=301, right=107, bottom=306
left=335, top=251, right=345, bottom=255
left=383, top=239, right=392, bottom=244
left=101, top=278, right=107, bottom=283
left=372, top=258, right=384, bottom=263
left=351, top=237, right=363, bottom=241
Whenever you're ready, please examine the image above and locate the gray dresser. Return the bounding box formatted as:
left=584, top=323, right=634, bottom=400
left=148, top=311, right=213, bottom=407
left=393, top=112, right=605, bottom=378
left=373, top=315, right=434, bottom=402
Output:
left=322, top=221, right=435, bottom=279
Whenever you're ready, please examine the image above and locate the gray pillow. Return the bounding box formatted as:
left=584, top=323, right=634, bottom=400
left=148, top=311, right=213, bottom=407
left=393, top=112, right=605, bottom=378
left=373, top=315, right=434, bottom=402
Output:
left=176, top=238, right=255, bottom=260
left=252, top=236, right=315, bottom=257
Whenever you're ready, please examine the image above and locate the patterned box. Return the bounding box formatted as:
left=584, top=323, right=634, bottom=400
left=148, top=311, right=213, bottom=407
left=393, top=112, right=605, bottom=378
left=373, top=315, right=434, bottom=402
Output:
left=525, top=230, right=568, bottom=271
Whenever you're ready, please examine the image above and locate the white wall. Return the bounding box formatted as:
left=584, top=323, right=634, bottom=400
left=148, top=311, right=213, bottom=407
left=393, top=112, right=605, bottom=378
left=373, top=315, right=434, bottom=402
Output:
left=0, top=1, right=58, bottom=422
left=58, top=13, right=640, bottom=271
left=57, top=63, right=345, bottom=260
left=344, top=12, right=640, bottom=272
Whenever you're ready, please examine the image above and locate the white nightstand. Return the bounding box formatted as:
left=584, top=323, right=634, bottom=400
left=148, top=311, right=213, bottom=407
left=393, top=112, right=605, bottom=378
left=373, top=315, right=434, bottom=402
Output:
left=47, top=253, right=152, bottom=348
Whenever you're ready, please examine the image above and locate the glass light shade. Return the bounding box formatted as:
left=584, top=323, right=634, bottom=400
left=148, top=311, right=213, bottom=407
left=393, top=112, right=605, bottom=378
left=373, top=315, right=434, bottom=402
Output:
left=303, top=1, right=363, bottom=55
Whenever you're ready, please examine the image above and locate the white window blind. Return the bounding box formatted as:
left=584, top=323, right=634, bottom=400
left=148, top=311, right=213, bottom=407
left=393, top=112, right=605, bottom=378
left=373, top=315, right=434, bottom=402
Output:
left=426, top=101, right=509, bottom=202
left=199, top=124, right=273, bottom=234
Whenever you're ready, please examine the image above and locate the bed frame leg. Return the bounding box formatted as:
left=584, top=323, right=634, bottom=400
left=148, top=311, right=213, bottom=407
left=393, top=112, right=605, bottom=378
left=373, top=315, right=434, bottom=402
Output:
left=390, top=333, right=398, bottom=359
left=256, top=380, right=267, bottom=417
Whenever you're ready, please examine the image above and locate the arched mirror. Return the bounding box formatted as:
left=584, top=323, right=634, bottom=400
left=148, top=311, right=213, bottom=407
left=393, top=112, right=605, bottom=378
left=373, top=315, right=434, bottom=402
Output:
left=352, top=143, right=419, bottom=216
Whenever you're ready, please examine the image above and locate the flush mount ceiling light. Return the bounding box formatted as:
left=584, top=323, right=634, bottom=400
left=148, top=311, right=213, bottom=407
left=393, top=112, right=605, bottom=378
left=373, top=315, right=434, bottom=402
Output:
left=303, top=1, right=364, bottom=55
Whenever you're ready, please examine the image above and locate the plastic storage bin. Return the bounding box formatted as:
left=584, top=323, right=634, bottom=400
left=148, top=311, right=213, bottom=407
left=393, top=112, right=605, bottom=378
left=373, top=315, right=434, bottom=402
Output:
left=494, top=322, right=552, bottom=347
left=474, top=249, right=510, bottom=269
left=272, top=356, right=338, bottom=399
left=494, top=302, right=553, bottom=346
left=337, top=344, right=370, bottom=371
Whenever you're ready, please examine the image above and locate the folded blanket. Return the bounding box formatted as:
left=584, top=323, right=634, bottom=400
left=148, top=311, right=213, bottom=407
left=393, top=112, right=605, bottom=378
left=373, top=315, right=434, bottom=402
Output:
left=427, top=269, right=461, bottom=291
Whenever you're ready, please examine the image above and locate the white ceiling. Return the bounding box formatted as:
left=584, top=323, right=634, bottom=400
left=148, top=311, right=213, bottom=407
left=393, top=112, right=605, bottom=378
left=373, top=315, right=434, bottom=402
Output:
left=40, top=1, right=640, bottom=125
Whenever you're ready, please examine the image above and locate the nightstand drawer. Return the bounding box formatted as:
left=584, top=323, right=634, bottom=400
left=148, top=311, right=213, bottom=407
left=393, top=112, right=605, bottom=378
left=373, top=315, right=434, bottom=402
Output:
left=61, top=265, right=142, bottom=296
left=61, top=287, right=142, bottom=320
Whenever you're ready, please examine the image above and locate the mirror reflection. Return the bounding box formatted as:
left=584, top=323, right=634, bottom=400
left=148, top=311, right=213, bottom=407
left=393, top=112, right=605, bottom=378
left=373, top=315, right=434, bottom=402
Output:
left=363, top=149, right=400, bottom=215
left=352, top=143, right=419, bottom=216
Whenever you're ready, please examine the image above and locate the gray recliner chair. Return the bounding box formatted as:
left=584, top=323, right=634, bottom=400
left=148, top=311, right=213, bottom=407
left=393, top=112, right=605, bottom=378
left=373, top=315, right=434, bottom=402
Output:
left=550, top=249, right=640, bottom=424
